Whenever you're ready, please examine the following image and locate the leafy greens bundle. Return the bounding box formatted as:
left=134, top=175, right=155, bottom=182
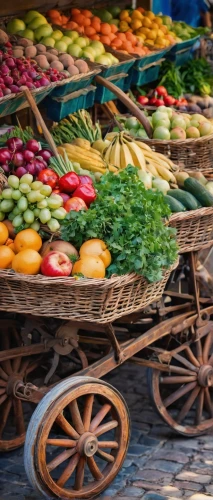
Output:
left=61, top=166, right=178, bottom=282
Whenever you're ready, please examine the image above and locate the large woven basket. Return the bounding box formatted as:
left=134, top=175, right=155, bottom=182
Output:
left=0, top=263, right=177, bottom=324
left=169, top=207, right=213, bottom=253
left=140, top=135, right=213, bottom=175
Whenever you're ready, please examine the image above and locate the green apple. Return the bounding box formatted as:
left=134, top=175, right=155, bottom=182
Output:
left=7, top=19, right=26, bottom=34
left=55, top=40, right=68, bottom=52
left=51, top=30, right=63, bottom=41
left=90, top=41, right=105, bottom=56
left=64, top=30, right=79, bottom=41
left=28, top=15, right=47, bottom=30
left=95, top=54, right=112, bottom=65
left=41, top=36, right=55, bottom=47
left=76, top=36, right=88, bottom=48
left=23, top=10, right=44, bottom=24
left=35, top=24, right=53, bottom=41
left=61, top=36, right=73, bottom=45
left=17, top=28, right=34, bottom=40
left=67, top=44, right=83, bottom=57
left=83, top=46, right=96, bottom=57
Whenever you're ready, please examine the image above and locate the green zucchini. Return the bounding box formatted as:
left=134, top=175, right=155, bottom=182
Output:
left=167, top=189, right=201, bottom=210
left=164, top=195, right=186, bottom=213
left=184, top=178, right=213, bottom=207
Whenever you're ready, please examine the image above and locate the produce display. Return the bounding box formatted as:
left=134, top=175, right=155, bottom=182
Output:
left=158, top=59, right=213, bottom=99
left=160, top=18, right=208, bottom=40
left=0, top=136, right=53, bottom=176
left=137, top=85, right=187, bottom=108
left=6, top=11, right=119, bottom=66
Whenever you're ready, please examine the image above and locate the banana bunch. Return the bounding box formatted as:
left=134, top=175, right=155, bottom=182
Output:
left=103, top=132, right=178, bottom=184
left=57, top=138, right=117, bottom=175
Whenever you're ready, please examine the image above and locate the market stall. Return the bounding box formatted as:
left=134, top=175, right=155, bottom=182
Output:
left=0, top=3, right=213, bottom=499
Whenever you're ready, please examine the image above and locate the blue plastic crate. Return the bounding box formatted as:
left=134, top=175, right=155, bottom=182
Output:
left=131, top=60, right=162, bottom=86
left=45, top=85, right=96, bottom=122
left=95, top=74, right=127, bottom=103
left=133, top=47, right=169, bottom=70
left=167, top=35, right=200, bottom=54
left=166, top=47, right=193, bottom=66
left=51, top=70, right=99, bottom=98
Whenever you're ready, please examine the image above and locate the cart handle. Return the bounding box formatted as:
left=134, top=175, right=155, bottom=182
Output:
left=95, top=75, right=153, bottom=138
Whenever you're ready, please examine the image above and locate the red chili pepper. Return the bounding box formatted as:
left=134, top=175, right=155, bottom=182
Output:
left=72, top=184, right=96, bottom=206
left=58, top=172, right=80, bottom=193
left=79, top=175, right=93, bottom=185
left=37, top=168, right=59, bottom=188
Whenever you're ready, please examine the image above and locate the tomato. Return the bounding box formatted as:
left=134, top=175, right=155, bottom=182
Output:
left=164, top=95, right=176, bottom=106
left=64, top=197, right=88, bottom=212
left=38, top=169, right=59, bottom=189
left=155, top=86, right=168, bottom=97
left=137, top=96, right=149, bottom=105
left=155, top=99, right=165, bottom=107
left=149, top=97, right=158, bottom=106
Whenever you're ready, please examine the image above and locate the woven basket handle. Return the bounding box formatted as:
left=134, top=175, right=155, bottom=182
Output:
left=23, top=88, right=59, bottom=157
left=95, top=75, right=153, bottom=138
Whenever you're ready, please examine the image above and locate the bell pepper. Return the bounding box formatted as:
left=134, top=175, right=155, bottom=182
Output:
left=72, top=184, right=96, bottom=206
left=58, top=172, right=80, bottom=193
left=37, top=169, right=59, bottom=189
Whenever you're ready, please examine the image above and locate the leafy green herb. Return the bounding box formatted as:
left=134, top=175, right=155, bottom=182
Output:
left=61, top=166, right=178, bottom=282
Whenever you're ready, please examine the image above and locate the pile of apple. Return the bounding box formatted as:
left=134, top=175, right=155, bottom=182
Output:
left=150, top=108, right=213, bottom=140
left=6, top=11, right=119, bottom=66
left=0, top=137, right=53, bottom=177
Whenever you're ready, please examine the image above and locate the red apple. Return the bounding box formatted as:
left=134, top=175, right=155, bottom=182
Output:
left=41, top=251, right=72, bottom=277
left=40, top=240, right=78, bottom=259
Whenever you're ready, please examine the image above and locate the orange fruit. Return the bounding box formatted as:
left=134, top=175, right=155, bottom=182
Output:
left=100, top=35, right=111, bottom=45
left=81, top=9, right=93, bottom=18
left=12, top=249, right=42, bottom=275
left=66, top=21, right=78, bottom=29
left=112, top=37, right=123, bottom=48
left=100, top=23, right=111, bottom=35
left=82, top=17, right=91, bottom=27
left=72, top=255, right=105, bottom=279
left=111, top=24, right=118, bottom=33
left=71, top=8, right=81, bottom=16
left=85, top=26, right=96, bottom=36
left=90, top=34, right=100, bottom=40
left=47, top=9, right=61, bottom=18
left=72, top=13, right=85, bottom=25
left=0, top=245, right=15, bottom=269
left=14, top=229, right=42, bottom=254
left=80, top=239, right=111, bottom=268
left=0, top=222, right=9, bottom=245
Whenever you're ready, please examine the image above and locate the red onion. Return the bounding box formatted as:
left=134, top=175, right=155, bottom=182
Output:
left=10, top=85, right=20, bottom=94
left=7, top=137, right=23, bottom=152
left=34, top=81, right=41, bottom=88
left=38, top=149, right=53, bottom=162
left=23, top=149, right=34, bottom=162
left=6, top=58, right=15, bottom=68
left=0, top=84, right=6, bottom=89
left=3, top=76, right=13, bottom=86
left=28, top=71, right=37, bottom=80
left=1, top=163, right=10, bottom=173
left=13, top=152, right=24, bottom=167
left=0, top=78, right=4, bottom=84
left=3, top=88, right=11, bottom=96
left=16, top=166, right=27, bottom=178
left=25, top=82, right=35, bottom=89
left=25, top=162, right=36, bottom=175
left=26, top=139, right=40, bottom=154
left=0, top=148, right=11, bottom=163
left=1, top=65, right=9, bottom=75
left=34, top=159, right=45, bottom=175
left=39, top=77, right=49, bottom=87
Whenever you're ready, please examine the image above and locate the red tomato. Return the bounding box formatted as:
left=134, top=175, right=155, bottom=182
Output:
left=64, top=197, right=88, bottom=212
left=156, top=86, right=168, bottom=97
left=38, top=169, right=59, bottom=188
left=164, top=95, right=176, bottom=106
left=149, top=97, right=158, bottom=106
left=137, top=95, right=149, bottom=105
left=155, top=99, right=165, bottom=107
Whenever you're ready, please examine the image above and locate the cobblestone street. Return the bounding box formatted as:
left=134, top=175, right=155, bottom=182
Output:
left=0, top=362, right=213, bottom=500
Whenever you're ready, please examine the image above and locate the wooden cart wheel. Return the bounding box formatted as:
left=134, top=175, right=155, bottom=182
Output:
left=24, top=376, right=130, bottom=499
left=0, top=322, right=42, bottom=452
left=147, top=330, right=213, bottom=436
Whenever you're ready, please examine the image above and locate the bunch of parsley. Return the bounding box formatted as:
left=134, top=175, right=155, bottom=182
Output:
left=61, top=167, right=178, bottom=282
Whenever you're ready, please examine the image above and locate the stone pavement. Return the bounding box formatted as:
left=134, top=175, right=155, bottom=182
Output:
left=0, top=362, right=213, bottom=500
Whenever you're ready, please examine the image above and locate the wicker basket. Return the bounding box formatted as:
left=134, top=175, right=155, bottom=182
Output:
left=0, top=171, right=7, bottom=191
left=141, top=135, right=213, bottom=175
left=0, top=262, right=177, bottom=323
left=169, top=207, right=213, bottom=253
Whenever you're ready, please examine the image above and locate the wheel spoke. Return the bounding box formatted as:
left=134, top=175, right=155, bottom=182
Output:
left=12, top=356, right=22, bottom=373
left=160, top=376, right=197, bottom=384
left=177, top=386, right=200, bottom=423
left=0, top=378, right=7, bottom=387
left=94, top=420, right=118, bottom=437
left=87, top=456, right=103, bottom=480
left=0, top=388, right=6, bottom=395
left=173, top=354, right=198, bottom=372
left=90, top=404, right=111, bottom=433
left=1, top=361, right=12, bottom=376
left=20, top=358, right=30, bottom=375
left=185, top=346, right=200, bottom=368
left=47, top=439, right=76, bottom=448
left=196, top=388, right=204, bottom=425
left=83, top=394, right=94, bottom=432
left=74, top=457, right=85, bottom=491
left=47, top=447, right=76, bottom=472
left=13, top=399, right=25, bottom=436
left=0, top=393, right=8, bottom=405
left=163, top=381, right=197, bottom=408
left=57, top=452, right=79, bottom=487
left=98, top=441, right=119, bottom=449
left=196, top=338, right=203, bottom=365
left=0, top=367, right=8, bottom=381
left=96, top=449, right=115, bottom=463
left=69, top=400, right=84, bottom=435
left=56, top=413, right=79, bottom=440
left=203, top=332, right=213, bottom=364
left=0, top=397, right=12, bottom=437
left=204, top=387, right=213, bottom=417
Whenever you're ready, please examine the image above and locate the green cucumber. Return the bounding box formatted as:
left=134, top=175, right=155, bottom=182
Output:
left=164, top=195, right=186, bottom=213
left=168, top=189, right=201, bottom=210
left=184, top=178, right=213, bottom=207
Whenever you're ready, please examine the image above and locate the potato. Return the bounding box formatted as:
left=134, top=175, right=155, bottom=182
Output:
left=48, top=48, right=58, bottom=56
left=25, top=46, right=37, bottom=58
left=45, top=53, right=59, bottom=63
left=0, top=29, right=9, bottom=45
left=12, top=48, right=24, bottom=58
left=59, top=54, right=74, bottom=68
left=35, top=55, right=50, bottom=70
left=68, top=65, right=79, bottom=76
left=50, top=61, right=64, bottom=71
left=35, top=44, right=46, bottom=53
left=18, top=37, right=33, bottom=47
left=74, top=59, right=89, bottom=74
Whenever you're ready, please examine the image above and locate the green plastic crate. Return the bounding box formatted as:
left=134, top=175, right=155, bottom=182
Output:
left=166, top=48, right=193, bottom=66
left=133, top=47, right=169, bottom=70
left=45, top=85, right=96, bottom=121
left=0, top=86, right=53, bottom=118
left=95, top=74, right=127, bottom=103
left=131, top=60, right=163, bottom=86
left=167, top=35, right=200, bottom=54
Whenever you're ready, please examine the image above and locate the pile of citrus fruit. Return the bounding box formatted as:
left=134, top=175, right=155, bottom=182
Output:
left=0, top=224, right=42, bottom=274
